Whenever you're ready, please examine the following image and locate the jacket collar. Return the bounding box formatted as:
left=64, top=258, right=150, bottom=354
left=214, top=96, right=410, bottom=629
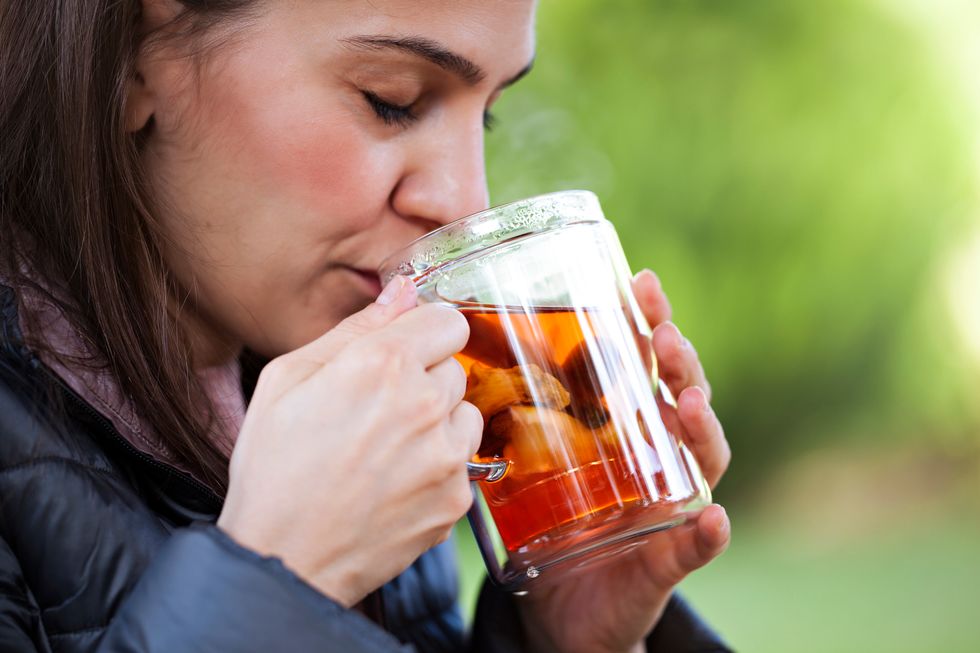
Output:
left=0, top=275, right=242, bottom=499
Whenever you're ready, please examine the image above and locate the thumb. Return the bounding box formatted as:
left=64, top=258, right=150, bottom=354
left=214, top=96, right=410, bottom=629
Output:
left=300, top=275, right=418, bottom=362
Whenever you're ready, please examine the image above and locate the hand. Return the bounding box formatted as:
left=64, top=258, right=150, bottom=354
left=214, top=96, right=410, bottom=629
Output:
left=217, top=277, right=483, bottom=608
left=515, top=269, right=732, bottom=653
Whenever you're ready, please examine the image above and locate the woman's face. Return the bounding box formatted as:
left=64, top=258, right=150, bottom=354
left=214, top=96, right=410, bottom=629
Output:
left=135, top=0, right=536, bottom=361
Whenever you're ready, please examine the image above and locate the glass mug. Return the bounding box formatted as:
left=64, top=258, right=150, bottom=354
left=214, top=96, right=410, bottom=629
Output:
left=379, top=191, right=710, bottom=590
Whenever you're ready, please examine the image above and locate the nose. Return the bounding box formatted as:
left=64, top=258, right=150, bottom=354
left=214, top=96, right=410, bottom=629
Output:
left=390, top=116, right=490, bottom=229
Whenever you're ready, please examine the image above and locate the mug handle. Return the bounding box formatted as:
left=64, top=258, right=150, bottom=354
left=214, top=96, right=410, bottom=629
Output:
left=467, top=460, right=510, bottom=482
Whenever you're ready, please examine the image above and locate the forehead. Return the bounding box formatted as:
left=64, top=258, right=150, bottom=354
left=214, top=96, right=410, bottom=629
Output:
left=262, top=0, right=536, bottom=78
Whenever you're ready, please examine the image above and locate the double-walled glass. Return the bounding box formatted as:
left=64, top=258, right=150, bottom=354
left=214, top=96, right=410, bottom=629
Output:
left=379, top=191, right=710, bottom=591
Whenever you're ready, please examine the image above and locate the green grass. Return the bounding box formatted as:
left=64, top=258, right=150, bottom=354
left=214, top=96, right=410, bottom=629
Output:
left=455, top=499, right=980, bottom=652
left=679, top=511, right=980, bottom=653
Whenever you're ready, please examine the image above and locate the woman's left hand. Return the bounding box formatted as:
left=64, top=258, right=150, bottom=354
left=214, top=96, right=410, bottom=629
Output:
left=515, top=269, right=732, bottom=653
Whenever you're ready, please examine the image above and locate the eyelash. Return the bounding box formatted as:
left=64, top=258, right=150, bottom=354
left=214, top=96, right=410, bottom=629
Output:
left=362, top=90, right=498, bottom=132
left=362, top=90, right=417, bottom=127
left=482, top=110, right=497, bottom=132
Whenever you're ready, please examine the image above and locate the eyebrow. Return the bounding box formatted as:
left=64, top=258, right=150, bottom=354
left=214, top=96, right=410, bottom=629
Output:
left=342, top=35, right=534, bottom=89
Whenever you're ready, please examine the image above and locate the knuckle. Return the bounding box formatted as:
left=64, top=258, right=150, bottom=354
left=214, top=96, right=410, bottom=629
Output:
left=459, top=399, right=483, bottom=424
left=446, top=406, right=481, bottom=460
left=416, top=389, right=447, bottom=425
left=359, top=340, right=408, bottom=375
left=458, top=402, right=484, bottom=455
left=450, top=359, right=467, bottom=397
left=257, top=357, right=291, bottom=387
left=435, top=360, right=466, bottom=400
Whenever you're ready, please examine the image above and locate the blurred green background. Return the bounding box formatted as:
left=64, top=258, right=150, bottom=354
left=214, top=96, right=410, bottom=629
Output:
left=457, top=0, right=980, bottom=651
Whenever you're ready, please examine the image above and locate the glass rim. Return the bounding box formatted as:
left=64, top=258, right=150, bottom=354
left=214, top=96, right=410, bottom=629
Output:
left=377, top=190, right=605, bottom=285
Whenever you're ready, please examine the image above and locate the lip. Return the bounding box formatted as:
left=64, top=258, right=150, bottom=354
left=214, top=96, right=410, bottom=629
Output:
left=347, top=267, right=383, bottom=297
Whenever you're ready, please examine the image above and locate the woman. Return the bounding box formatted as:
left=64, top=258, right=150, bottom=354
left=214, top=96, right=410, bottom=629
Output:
left=0, top=1, right=733, bottom=651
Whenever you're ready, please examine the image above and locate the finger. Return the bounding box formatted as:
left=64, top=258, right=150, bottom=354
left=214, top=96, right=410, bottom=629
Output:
left=652, top=321, right=711, bottom=401
left=449, top=400, right=484, bottom=459
left=632, top=269, right=672, bottom=328
left=296, top=275, right=418, bottom=364
left=383, top=303, right=470, bottom=368
left=677, top=386, right=731, bottom=489
left=427, top=357, right=468, bottom=413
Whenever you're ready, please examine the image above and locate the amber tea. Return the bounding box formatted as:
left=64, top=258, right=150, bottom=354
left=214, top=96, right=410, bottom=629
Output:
left=457, top=304, right=683, bottom=553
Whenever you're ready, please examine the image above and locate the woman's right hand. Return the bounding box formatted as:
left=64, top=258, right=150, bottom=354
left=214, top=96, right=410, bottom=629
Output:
left=217, top=276, right=482, bottom=608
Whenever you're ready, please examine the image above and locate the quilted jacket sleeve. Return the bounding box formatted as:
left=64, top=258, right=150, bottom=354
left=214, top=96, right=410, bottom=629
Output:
left=96, top=524, right=412, bottom=653
left=0, top=524, right=414, bottom=653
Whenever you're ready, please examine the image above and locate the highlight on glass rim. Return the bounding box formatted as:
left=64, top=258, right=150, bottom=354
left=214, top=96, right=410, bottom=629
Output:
left=1, top=1, right=977, bottom=652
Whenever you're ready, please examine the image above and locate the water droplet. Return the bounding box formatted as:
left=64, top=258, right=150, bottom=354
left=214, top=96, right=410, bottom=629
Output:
left=526, top=566, right=540, bottom=579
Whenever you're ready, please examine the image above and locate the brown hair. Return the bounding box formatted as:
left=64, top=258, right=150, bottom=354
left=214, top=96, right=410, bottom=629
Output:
left=0, top=1, right=256, bottom=492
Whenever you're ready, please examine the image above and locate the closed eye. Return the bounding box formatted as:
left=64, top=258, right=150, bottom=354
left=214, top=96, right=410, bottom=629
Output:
left=362, top=90, right=418, bottom=127
left=364, top=89, right=499, bottom=132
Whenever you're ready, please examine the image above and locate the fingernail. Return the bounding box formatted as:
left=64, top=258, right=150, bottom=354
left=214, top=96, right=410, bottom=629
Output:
left=687, top=386, right=708, bottom=412
left=702, top=394, right=713, bottom=415
left=632, top=268, right=657, bottom=284
left=377, top=276, right=405, bottom=305
left=668, top=324, right=692, bottom=350
left=717, top=506, right=731, bottom=539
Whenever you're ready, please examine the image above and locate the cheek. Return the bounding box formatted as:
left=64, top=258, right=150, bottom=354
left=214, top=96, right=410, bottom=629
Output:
left=149, top=45, right=402, bottom=354
left=209, top=64, right=396, bottom=223
left=256, top=113, right=376, bottom=210
left=204, top=99, right=384, bottom=326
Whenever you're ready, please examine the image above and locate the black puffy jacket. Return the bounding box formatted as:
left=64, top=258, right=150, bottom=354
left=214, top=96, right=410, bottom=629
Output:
left=0, top=283, right=731, bottom=652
